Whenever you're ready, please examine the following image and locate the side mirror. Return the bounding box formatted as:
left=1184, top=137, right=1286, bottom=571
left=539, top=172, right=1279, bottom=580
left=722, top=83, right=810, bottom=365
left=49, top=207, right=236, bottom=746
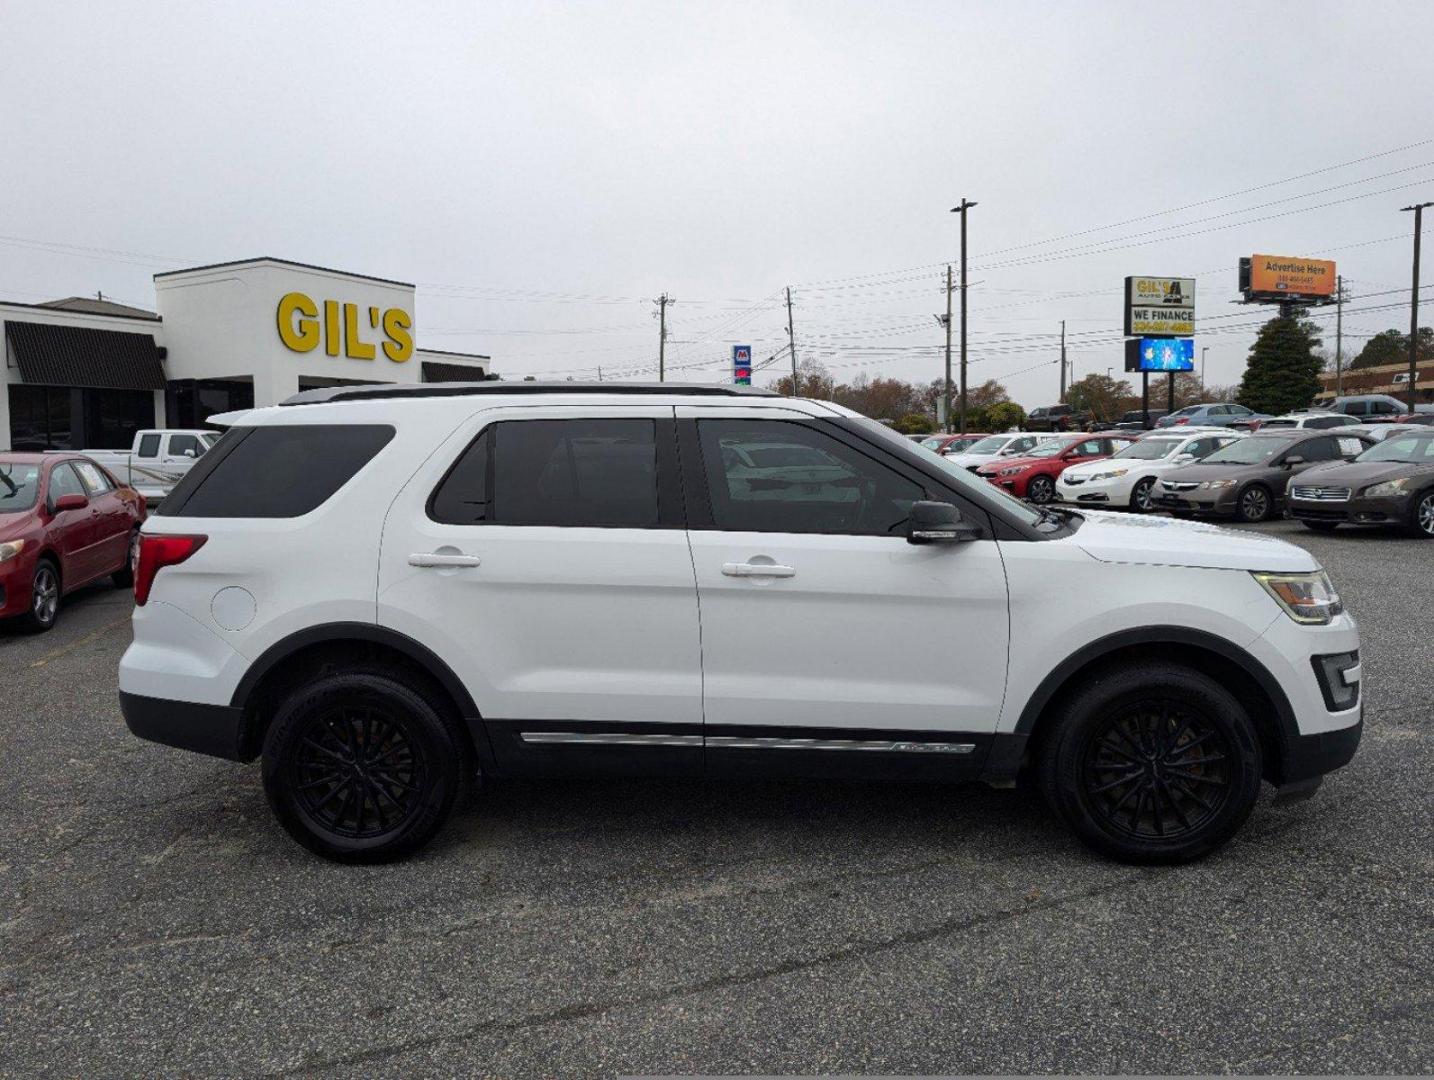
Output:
left=1284, top=455, right=1305, bottom=468
left=1171, top=453, right=1195, bottom=465
left=182, top=448, right=196, bottom=458
left=53, top=493, right=88, bottom=512
left=907, top=501, right=981, bottom=545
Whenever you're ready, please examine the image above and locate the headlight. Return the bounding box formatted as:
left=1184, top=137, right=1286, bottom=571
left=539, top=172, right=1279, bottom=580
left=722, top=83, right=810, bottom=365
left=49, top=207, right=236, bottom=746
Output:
left=999, top=466, right=1025, bottom=477
left=1088, top=468, right=1128, bottom=482
left=1253, top=570, right=1343, bottom=625
left=1361, top=477, right=1411, bottom=498
left=0, top=540, right=25, bottom=562
left=1200, top=478, right=1237, bottom=490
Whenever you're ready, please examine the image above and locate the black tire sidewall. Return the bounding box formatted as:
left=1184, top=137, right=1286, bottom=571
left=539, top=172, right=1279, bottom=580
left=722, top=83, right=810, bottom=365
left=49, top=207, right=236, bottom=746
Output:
left=1039, top=664, right=1263, bottom=863
left=262, top=671, right=464, bottom=863
left=1409, top=490, right=1434, bottom=538
left=112, top=528, right=139, bottom=587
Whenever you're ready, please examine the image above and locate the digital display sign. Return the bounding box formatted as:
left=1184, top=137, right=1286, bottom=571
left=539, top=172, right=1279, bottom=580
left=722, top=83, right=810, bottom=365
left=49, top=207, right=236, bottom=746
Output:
left=1136, top=337, right=1194, bottom=372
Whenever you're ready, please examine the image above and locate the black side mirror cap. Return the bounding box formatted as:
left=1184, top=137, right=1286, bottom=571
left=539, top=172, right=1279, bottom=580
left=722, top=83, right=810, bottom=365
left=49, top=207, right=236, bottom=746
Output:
left=907, top=500, right=981, bottom=544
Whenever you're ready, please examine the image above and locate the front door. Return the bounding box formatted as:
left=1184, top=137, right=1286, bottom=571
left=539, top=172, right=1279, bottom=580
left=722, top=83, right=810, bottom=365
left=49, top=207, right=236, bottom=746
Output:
left=377, top=405, right=703, bottom=776
left=677, top=410, right=1010, bottom=779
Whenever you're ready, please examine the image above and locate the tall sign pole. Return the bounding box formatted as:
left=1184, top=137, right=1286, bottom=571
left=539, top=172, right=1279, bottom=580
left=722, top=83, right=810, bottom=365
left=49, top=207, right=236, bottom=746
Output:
left=1335, top=274, right=1345, bottom=398
left=1401, top=202, right=1431, bottom=413
left=951, top=199, right=977, bottom=434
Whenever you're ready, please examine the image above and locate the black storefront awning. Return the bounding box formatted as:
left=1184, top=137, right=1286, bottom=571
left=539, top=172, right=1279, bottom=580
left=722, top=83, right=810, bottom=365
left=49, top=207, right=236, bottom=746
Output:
left=5, top=320, right=166, bottom=391
left=422, top=360, right=488, bottom=383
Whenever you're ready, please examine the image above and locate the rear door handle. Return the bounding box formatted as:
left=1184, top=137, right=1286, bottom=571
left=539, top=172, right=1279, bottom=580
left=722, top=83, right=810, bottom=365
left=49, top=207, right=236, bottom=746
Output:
left=408, top=553, right=482, bottom=568
left=722, top=562, right=795, bottom=578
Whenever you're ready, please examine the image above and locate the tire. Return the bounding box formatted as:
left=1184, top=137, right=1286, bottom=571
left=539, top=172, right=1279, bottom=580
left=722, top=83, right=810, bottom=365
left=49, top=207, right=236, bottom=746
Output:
left=112, top=528, right=140, bottom=588
left=20, top=558, right=60, bottom=633
left=1027, top=475, right=1056, bottom=504
left=1302, top=520, right=1339, bottom=533
left=1037, top=662, right=1263, bottom=863
left=1408, top=489, right=1434, bottom=539
left=261, top=670, right=469, bottom=863
left=1129, top=477, right=1157, bottom=513
left=1236, top=484, right=1273, bottom=523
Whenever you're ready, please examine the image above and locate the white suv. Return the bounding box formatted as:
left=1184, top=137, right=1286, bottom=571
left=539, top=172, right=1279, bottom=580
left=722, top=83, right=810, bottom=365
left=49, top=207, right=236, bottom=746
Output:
left=120, top=384, right=1363, bottom=864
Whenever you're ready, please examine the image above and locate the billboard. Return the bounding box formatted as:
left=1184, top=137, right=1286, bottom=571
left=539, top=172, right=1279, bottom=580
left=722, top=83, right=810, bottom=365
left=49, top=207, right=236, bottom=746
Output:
left=1240, top=254, right=1336, bottom=301
left=1124, top=276, right=1195, bottom=337
left=732, top=344, right=752, bottom=385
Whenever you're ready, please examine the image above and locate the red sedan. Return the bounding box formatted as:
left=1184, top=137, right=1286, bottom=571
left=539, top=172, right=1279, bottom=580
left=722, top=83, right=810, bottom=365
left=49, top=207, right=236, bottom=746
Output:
left=975, top=432, right=1135, bottom=503
left=0, top=454, right=146, bottom=632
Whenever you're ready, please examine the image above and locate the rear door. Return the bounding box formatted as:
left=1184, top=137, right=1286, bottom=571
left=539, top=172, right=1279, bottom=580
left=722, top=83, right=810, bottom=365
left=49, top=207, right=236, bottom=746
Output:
left=71, top=459, right=130, bottom=573
left=677, top=408, right=1009, bottom=778
left=377, top=405, right=703, bottom=776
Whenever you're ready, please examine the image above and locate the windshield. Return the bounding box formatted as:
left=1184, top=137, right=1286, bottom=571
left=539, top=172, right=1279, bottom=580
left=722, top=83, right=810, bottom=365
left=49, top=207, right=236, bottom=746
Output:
left=1025, top=440, right=1076, bottom=459
left=1113, top=439, right=1180, bottom=461
left=1357, top=434, right=1434, bottom=463
left=0, top=463, right=40, bottom=512
left=1201, top=437, right=1290, bottom=465
left=846, top=417, right=1044, bottom=528
left=920, top=436, right=947, bottom=449
left=964, top=436, right=1011, bottom=455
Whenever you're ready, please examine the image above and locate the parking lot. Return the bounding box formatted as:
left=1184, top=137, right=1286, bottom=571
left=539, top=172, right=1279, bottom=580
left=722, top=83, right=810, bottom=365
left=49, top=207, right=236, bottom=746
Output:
left=0, top=519, right=1429, bottom=1077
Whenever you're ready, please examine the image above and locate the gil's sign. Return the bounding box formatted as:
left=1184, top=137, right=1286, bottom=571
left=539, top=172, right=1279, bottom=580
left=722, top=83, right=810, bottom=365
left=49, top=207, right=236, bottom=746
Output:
left=1123, top=276, right=1195, bottom=337
left=277, top=292, right=414, bottom=362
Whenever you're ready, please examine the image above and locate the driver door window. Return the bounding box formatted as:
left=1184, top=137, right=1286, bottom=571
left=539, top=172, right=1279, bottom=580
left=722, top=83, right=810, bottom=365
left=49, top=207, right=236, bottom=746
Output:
left=697, top=419, right=926, bottom=536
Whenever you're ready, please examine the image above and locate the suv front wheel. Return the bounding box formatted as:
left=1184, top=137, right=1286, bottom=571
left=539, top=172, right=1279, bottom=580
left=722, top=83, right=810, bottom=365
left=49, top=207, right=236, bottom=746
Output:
left=1037, top=662, right=1262, bottom=863
left=261, top=671, right=468, bottom=863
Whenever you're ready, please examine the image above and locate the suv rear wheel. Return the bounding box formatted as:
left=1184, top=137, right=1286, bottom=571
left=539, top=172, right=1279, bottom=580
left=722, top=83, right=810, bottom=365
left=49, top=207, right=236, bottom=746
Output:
left=261, top=671, right=468, bottom=863
left=1037, top=662, right=1262, bottom=863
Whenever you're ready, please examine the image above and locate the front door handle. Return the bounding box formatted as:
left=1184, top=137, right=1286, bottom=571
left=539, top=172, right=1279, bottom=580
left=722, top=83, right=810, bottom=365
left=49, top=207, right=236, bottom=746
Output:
left=409, top=553, right=482, bottom=568
left=722, top=562, right=795, bottom=578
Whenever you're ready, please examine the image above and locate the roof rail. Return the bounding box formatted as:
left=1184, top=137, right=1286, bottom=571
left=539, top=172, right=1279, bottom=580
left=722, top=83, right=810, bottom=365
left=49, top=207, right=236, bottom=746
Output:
left=279, top=381, right=781, bottom=406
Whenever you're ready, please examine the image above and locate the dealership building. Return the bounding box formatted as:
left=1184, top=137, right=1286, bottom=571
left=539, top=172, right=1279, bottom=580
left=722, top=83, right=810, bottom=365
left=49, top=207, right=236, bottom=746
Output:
left=0, top=257, right=491, bottom=451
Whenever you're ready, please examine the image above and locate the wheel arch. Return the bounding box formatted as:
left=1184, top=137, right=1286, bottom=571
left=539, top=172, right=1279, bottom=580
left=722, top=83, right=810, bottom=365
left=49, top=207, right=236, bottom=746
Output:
left=1001, top=626, right=1298, bottom=787
left=229, top=623, right=491, bottom=766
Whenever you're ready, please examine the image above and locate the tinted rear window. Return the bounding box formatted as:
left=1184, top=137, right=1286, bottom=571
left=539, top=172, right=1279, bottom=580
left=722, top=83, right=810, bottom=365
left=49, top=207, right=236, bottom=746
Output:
left=159, top=424, right=394, bottom=518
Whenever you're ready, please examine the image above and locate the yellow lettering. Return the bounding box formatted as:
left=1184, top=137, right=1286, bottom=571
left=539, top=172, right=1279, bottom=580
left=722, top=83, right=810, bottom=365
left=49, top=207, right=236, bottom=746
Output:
left=381, top=308, right=413, bottom=362
left=276, top=292, right=320, bottom=352
left=323, top=301, right=341, bottom=357
left=343, top=303, right=376, bottom=360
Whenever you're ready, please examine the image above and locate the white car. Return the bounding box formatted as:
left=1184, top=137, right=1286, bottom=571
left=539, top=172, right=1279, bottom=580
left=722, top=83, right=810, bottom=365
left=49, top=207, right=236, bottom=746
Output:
left=1056, top=430, right=1244, bottom=511
left=943, top=431, right=1066, bottom=472
left=1257, top=412, right=1365, bottom=432
left=121, top=383, right=1362, bottom=865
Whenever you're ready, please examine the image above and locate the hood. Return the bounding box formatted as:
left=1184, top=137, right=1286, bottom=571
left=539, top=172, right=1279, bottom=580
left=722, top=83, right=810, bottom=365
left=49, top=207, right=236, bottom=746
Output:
left=1296, top=459, right=1431, bottom=487
left=944, top=451, right=1000, bottom=469
left=1070, top=510, right=1318, bottom=572
left=1159, top=461, right=1266, bottom=483
left=1061, top=456, right=1149, bottom=479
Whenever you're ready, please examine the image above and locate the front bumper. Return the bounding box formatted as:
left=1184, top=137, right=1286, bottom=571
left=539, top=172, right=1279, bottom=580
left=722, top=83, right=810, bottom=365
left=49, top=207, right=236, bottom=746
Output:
left=1154, top=487, right=1240, bottom=516
left=1057, top=476, right=1131, bottom=505
left=1279, top=716, right=1362, bottom=786
left=1289, top=491, right=1412, bottom=526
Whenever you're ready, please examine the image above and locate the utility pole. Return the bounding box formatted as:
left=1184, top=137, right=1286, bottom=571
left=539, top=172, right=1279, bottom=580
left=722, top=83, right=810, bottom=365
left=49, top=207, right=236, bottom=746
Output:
left=1058, top=320, right=1067, bottom=402
left=1400, top=202, right=1431, bottom=413
left=943, top=265, right=954, bottom=431
left=785, top=287, right=799, bottom=396
left=654, top=293, right=673, bottom=381
left=1334, top=274, right=1345, bottom=398
left=951, top=198, right=977, bottom=433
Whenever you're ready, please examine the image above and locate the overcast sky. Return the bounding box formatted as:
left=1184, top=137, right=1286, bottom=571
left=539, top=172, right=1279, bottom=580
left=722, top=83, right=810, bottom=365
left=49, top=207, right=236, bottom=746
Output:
left=2, top=1, right=1432, bottom=407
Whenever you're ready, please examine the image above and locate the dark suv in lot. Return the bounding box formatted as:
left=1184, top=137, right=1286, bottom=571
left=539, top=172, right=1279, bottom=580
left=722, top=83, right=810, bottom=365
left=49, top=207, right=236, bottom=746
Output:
left=1155, top=430, right=1373, bottom=523
left=1025, top=405, right=1088, bottom=432
left=1288, top=429, right=1434, bottom=536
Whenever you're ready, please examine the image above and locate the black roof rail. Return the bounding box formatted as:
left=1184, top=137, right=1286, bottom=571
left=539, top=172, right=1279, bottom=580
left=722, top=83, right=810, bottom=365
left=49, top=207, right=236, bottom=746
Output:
left=279, top=381, right=780, bottom=406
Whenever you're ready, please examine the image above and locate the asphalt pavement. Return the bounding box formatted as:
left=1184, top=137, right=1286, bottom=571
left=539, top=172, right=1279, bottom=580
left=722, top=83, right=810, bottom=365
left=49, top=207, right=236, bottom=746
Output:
left=1, top=520, right=1430, bottom=1077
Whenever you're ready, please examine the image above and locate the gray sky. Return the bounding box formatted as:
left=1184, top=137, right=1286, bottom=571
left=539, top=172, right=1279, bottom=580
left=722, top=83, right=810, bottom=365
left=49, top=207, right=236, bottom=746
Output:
left=3, top=0, right=1432, bottom=407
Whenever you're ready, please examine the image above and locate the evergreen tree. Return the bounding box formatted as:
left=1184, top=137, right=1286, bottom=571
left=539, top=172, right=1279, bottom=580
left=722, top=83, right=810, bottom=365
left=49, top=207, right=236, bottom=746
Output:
left=1236, top=315, right=1323, bottom=415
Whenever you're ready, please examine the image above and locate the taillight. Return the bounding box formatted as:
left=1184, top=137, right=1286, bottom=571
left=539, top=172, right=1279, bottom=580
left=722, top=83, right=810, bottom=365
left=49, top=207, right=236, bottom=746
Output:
left=1174, top=417, right=1190, bottom=425
left=134, top=534, right=207, bottom=606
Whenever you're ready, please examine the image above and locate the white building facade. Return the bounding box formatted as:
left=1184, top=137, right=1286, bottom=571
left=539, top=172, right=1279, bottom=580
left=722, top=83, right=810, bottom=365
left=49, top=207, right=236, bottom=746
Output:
left=1, top=257, right=490, bottom=451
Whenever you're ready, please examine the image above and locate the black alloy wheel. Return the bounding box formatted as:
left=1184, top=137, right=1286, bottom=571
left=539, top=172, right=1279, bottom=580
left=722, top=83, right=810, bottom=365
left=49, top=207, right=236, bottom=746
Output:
left=291, top=706, right=428, bottom=841
left=1027, top=475, right=1055, bottom=504
left=1237, top=485, right=1272, bottom=523
left=262, top=671, right=468, bottom=862
left=1130, top=477, right=1156, bottom=512
left=1080, top=703, right=1232, bottom=843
